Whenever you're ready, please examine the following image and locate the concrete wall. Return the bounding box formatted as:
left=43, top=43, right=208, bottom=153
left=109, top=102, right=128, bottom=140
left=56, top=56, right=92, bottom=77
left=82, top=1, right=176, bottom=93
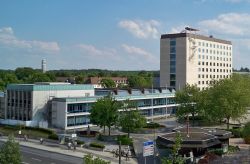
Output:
left=160, top=38, right=170, bottom=87
left=32, top=89, right=94, bottom=126
left=51, top=101, right=66, bottom=129
left=175, top=37, right=187, bottom=89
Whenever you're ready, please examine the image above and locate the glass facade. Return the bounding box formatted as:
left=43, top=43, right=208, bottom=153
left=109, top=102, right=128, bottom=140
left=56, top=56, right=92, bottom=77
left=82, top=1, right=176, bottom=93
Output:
left=170, top=39, right=176, bottom=88
left=66, top=96, right=176, bottom=127
left=67, top=103, right=92, bottom=113
left=67, top=115, right=90, bottom=127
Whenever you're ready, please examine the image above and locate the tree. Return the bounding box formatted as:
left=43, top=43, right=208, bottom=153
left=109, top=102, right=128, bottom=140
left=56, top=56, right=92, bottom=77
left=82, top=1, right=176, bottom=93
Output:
left=119, top=100, right=146, bottom=137
left=75, top=75, right=85, bottom=84
left=161, top=132, right=184, bottom=164
left=175, top=84, right=201, bottom=125
left=127, top=75, right=152, bottom=88
left=100, top=79, right=116, bottom=88
left=83, top=154, right=110, bottom=164
left=90, top=95, right=120, bottom=136
left=0, top=135, right=22, bottom=164
left=26, top=72, right=51, bottom=83
left=201, top=74, right=250, bottom=129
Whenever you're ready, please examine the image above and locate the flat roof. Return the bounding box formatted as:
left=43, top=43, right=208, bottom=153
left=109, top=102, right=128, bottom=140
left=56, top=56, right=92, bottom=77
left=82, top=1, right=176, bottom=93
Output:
left=53, top=92, right=175, bottom=103
left=173, top=127, right=232, bottom=139
left=7, top=84, right=94, bottom=91
left=157, top=132, right=221, bottom=148
left=161, top=32, right=232, bottom=45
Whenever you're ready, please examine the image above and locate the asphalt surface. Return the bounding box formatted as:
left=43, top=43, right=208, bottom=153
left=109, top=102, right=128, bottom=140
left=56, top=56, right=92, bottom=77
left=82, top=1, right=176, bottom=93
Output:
left=0, top=141, right=82, bottom=164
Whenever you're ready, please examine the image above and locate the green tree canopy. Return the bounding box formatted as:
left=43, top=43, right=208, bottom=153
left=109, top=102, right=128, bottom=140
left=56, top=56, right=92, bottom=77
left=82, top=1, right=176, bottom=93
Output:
left=201, top=74, right=250, bottom=129
left=119, top=100, right=146, bottom=137
left=100, top=79, right=116, bottom=88
left=0, top=135, right=22, bottom=164
left=90, top=95, right=121, bottom=136
left=127, top=75, right=152, bottom=88
left=175, top=84, right=201, bottom=125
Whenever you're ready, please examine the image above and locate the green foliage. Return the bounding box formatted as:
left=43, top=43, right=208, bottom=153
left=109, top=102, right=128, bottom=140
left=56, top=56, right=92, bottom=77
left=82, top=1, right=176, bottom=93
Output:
left=242, top=122, right=250, bottom=144
left=228, top=128, right=243, bottom=138
left=119, top=100, right=146, bottom=137
left=161, top=133, right=184, bottom=164
left=208, top=148, right=224, bottom=156
left=127, top=75, right=152, bottom=88
left=100, top=78, right=116, bottom=88
left=0, top=135, right=22, bottom=164
left=90, top=95, right=120, bottom=136
left=89, top=142, right=105, bottom=149
left=83, top=154, right=110, bottom=164
left=75, top=75, right=85, bottom=84
left=228, top=145, right=240, bottom=153
left=144, top=122, right=162, bottom=129
left=48, top=133, right=59, bottom=140
left=76, top=140, right=85, bottom=145
left=175, top=84, right=201, bottom=125
left=200, top=74, right=250, bottom=129
left=117, top=135, right=133, bottom=145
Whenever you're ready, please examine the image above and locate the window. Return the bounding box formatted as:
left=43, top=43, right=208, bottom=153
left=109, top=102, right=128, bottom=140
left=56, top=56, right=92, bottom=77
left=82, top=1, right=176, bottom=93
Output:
left=170, top=47, right=176, bottom=53
left=170, top=40, right=176, bottom=46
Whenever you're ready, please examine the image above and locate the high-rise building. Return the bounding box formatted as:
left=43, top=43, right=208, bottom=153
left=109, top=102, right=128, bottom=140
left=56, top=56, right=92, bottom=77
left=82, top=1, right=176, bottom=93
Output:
left=41, top=59, right=46, bottom=73
left=160, top=30, right=232, bottom=90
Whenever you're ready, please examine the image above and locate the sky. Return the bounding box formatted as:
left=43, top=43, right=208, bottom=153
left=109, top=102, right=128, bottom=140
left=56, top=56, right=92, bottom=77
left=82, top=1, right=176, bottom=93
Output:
left=0, top=0, right=250, bottom=70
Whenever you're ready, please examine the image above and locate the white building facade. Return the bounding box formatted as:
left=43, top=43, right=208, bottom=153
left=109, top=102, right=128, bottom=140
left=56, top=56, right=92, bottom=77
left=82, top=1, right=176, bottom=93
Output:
left=160, top=32, right=232, bottom=90
left=3, top=83, right=94, bottom=127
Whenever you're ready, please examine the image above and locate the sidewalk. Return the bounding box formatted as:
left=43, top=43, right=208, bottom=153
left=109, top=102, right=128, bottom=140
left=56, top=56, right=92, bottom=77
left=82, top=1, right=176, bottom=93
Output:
left=0, top=136, right=138, bottom=164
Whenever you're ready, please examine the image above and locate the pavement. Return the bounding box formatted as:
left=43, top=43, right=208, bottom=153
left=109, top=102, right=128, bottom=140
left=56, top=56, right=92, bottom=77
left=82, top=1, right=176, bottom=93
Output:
left=0, top=136, right=138, bottom=164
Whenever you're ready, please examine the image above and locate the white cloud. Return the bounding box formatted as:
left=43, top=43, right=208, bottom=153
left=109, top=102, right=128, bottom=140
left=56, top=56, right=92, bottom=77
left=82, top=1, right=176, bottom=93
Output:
left=76, top=44, right=117, bottom=57
left=121, top=44, right=158, bottom=63
left=0, top=27, right=60, bottom=54
left=118, top=19, right=160, bottom=39
left=198, top=13, right=250, bottom=36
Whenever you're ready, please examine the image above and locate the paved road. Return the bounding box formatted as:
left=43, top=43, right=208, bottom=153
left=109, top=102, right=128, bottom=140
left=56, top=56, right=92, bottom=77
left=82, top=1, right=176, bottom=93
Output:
left=0, top=141, right=82, bottom=164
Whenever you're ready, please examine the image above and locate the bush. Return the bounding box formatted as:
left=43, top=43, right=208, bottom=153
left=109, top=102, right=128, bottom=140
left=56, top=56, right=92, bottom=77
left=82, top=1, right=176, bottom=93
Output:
left=143, top=122, right=162, bottom=129
left=48, top=133, right=59, bottom=140
left=228, top=128, right=243, bottom=138
left=89, top=142, right=105, bottom=149
left=228, top=145, right=240, bottom=153
left=208, top=149, right=224, bottom=156
left=76, top=140, right=85, bottom=145
left=117, top=135, right=133, bottom=145
left=242, top=122, right=250, bottom=144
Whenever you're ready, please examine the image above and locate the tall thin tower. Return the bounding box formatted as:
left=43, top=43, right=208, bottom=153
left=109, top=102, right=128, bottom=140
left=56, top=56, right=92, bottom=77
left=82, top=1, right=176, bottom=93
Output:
left=41, top=59, right=46, bottom=73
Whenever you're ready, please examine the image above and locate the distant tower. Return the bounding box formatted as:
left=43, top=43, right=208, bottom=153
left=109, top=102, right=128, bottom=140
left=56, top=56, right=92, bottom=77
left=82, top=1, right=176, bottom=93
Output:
left=41, top=59, right=46, bottom=73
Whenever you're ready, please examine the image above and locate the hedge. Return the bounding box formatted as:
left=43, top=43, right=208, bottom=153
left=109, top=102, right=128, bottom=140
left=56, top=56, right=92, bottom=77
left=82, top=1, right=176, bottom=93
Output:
left=89, top=142, right=105, bottom=149
left=48, top=133, right=59, bottom=140
left=243, top=122, right=250, bottom=144
left=76, top=140, right=85, bottom=145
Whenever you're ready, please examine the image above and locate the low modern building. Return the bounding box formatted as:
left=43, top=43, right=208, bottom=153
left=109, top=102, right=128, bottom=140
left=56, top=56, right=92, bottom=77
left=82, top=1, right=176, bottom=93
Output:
left=1, top=83, right=177, bottom=130
left=51, top=88, right=176, bottom=130
left=2, top=82, right=94, bottom=127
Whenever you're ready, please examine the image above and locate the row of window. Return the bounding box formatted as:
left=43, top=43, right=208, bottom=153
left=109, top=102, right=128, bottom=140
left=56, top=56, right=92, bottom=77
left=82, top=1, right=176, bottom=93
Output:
left=198, top=55, right=232, bottom=62
left=198, top=68, right=232, bottom=73
left=197, top=48, right=231, bottom=56
left=198, top=61, right=232, bottom=67
left=198, top=79, right=226, bottom=85
left=198, top=74, right=231, bottom=79
left=197, top=41, right=231, bottom=50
